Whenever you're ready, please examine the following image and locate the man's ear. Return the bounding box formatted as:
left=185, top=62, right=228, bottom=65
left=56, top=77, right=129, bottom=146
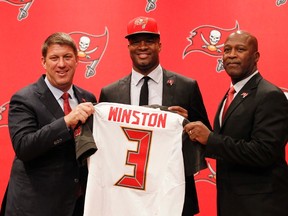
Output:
left=254, top=51, right=260, bottom=63
left=41, top=57, right=46, bottom=69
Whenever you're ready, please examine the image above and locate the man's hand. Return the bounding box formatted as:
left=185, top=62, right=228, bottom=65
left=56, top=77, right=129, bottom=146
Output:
left=64, top=102, right=95, bottom=129
left=184, top=121, right=211, bottom=145
left=168, top=106, right=188, bottom=119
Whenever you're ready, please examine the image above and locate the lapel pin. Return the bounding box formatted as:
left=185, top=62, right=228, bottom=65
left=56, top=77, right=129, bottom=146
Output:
left=167, top=79, right=174, bottom=86
left=241, top=92, right=249, bottom=98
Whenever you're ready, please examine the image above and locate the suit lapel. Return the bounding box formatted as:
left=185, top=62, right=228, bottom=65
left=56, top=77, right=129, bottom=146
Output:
left=74, top=86, right=88, bottom=104
left=214, top=98, right=225, bottom=131
left=221, top=73, right=262, bottom=126
left=36, top=76, right=64, bottom=119
left=117, top=75, right=131, bottom=104
left=73, top=86, right=94, bottom=128
left=162, top=69, right=176, bottom=106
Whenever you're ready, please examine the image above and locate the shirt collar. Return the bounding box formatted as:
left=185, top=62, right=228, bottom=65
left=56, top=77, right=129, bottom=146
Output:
left=231, top=70, right=258, bottom=94
left=132, top=64, right=162, bottom=86
left=44, top=76, right=74, bottom=100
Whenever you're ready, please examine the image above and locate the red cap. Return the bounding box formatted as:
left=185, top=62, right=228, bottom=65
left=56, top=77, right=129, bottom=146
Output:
left=125, top=16, right=160, bottom=38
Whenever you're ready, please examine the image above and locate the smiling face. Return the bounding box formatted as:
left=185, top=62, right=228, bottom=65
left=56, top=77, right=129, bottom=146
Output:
left=223, top=31, right=260, bottom=84
left=42, top=44, right=78, bottom=92
left=127, top=33, right=161, bottom=75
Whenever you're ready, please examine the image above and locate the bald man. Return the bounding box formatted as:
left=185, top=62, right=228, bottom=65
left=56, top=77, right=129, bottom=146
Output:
left=184, top=30, right=288, bottom=216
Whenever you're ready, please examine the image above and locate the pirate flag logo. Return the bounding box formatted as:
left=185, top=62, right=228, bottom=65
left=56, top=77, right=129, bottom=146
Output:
left=1, top=0, right=34, bottom=21
left=0, top=101, right=9, bottom=128
left=194, top=160, right=216, bottom=185
left=145, top=0, right=158, bottom=12
left=69, top=27, right=109, bottom=78
left=183, top=21, right=239, bottom=72
left=276, top=0, right=287, bottom=6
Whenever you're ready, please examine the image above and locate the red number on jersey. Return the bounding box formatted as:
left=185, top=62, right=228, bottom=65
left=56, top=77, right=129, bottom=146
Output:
left=115, top=127, right=152, bottom=190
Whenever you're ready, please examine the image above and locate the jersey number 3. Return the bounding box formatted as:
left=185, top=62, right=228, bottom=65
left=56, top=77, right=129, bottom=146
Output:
left=115, top=127, right=152, bottom=190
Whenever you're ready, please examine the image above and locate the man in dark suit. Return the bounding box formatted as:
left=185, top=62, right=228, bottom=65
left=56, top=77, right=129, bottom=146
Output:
left=99, top=16, right=211, bottom=216
left=3, top=32, right=96, bottom=216
left=184, top=30, right=288, bottom=216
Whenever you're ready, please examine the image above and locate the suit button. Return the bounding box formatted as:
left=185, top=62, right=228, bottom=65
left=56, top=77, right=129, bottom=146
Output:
left=74, top=178, right=79, bottom=183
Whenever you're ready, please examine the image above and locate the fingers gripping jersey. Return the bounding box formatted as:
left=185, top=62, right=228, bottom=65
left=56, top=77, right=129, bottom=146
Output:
left=84, top=102, right=186, bottom=216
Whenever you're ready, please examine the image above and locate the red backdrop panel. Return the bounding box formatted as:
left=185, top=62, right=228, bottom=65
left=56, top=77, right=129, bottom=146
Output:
left=0, top=1, right=287, bottom=215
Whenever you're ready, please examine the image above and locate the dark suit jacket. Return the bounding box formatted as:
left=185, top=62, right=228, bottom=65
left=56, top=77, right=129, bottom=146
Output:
left=99, top=69, right=211, bottom=215
left=206, top=73, right=288, bottom=216
left=4, top=75, right=97, bottom=216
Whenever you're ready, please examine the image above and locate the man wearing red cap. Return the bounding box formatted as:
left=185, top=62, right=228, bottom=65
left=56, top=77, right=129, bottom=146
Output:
left=99, top=16, right=211, bottom=216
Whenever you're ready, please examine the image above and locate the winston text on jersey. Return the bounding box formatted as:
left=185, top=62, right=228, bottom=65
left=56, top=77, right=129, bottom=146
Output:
left=108, top=106, right=167, bottom=128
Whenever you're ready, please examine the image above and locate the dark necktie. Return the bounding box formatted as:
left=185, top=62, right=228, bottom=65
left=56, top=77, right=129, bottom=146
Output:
left=61, top=92, right=81, bottom=136
left=222, top=86, right=235, bottom=121
left=139, top=76, right=150, bottom=106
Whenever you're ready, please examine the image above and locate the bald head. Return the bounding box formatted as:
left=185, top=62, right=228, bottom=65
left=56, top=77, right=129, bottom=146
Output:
left=226, top=30, right=258, bottom=53
left=223, top=30, right=260, bottom=84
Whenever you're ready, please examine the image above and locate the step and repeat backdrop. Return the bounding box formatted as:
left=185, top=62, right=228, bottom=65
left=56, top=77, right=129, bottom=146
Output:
left=0, top=1, right=287, bottom=215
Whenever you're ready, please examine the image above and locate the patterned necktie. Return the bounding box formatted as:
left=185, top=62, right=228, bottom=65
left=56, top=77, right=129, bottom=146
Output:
left=222, top=86, right=235, bottom=121
left=139, top=76, right=150, bottom=106
left=61, top=92, right=81, bottom=136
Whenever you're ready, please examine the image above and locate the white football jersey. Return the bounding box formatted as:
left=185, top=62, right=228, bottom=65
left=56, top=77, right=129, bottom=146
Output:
left=84, top=102, right=185, bottom=216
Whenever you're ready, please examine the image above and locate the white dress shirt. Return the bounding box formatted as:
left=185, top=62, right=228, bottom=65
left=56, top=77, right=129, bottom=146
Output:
left=44, top=76, right=78, bottom=111
left=220, top=70, right=259, bottom=125
left=130, top=64, right=163, bottom=106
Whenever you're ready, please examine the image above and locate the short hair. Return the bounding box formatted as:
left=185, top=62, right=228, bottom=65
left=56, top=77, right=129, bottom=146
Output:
left=41, top=32, right=78, bottom=58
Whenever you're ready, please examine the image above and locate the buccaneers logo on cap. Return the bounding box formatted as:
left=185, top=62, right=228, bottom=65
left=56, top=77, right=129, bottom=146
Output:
left=134, top=17, right=149, bottom=29
left=125, top=16, right=160, bottom=38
